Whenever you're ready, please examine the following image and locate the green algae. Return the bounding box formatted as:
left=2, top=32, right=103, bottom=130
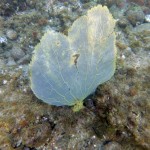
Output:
left=30, top=5, right=116, bottom=107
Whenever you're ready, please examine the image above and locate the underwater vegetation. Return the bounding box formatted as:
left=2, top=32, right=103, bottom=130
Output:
left=30, top=5, right=116, bottom=107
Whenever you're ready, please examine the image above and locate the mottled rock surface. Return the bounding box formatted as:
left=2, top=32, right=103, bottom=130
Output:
left=0, top=0, right=149, bottom=150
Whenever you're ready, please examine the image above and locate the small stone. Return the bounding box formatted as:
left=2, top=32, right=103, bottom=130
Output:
left=7, top=57, right=16, bottom=66
left=6, top=29, right=18, bottom=40
left=117, top=18, right=128, bottom=28
left=11, top=46, right=25, bottom=61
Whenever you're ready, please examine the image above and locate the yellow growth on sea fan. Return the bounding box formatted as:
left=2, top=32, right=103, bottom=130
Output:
left=30, top=5, right=117, bottom=106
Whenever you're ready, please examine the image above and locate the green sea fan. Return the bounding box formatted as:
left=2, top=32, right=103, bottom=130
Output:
left=30, top=5, right=117, bottom=107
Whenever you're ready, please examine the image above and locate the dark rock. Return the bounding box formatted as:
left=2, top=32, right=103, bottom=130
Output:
left=117, top=18, right=128, bottom=28
left=0, top=0, right=27, bottom=16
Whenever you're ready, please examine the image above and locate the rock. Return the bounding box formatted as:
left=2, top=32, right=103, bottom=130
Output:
left=11, top=46, right=25, bottom=61
left=131, top=23, right=150, bottom=50
left=6, top=29, right=18, bottom=40
left=26, top=0, right=37, bottom=8
left=0, top=2, right=149, bottom=150
left=117, top=18, right=128, bottom=28
left=132, top=23, right=150, bottom=33
left=0, top=58, right=5, bottom=68
left=128, top=0, right=146, bottom=6
left=126, top=6, right=145, bottom=26
left=109, top=5, right=125, bottom=19
left=17, top=54, right=31, bottom=65
left=0, top=0, right=27, bottom=16
left=102, top=141, right=122, bottom=150
left=6, top=57, right=16, bottom=66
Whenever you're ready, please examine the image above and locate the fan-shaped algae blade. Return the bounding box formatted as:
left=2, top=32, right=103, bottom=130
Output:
left=30, top=5, right=116, bottom=106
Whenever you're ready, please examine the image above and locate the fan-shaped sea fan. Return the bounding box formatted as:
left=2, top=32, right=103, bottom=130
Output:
left=30, top=5, right=117, bottom=108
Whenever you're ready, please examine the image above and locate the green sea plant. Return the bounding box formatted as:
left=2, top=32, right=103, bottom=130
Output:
left=30, top=5, right=116, bottom=110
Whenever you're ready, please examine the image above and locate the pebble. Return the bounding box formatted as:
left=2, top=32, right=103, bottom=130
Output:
left=117, top=18, right=128, bottom=28
left=6, top=29, right=18, bottom=40
left=11, top=46, right=25, bottom=61
left=7, top=57, right=16, bottom=66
